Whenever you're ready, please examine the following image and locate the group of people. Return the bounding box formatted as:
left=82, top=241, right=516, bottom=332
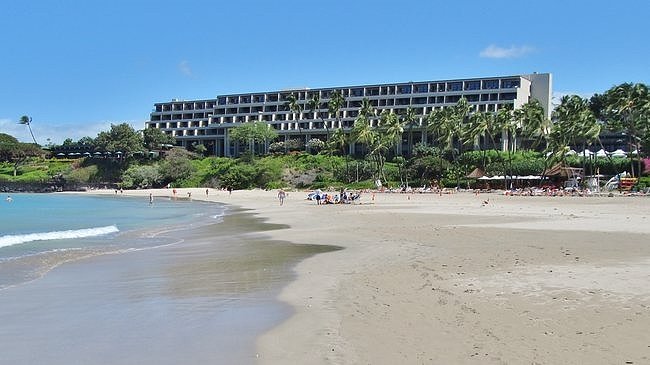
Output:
left=309, top=190, right=361, bottom=205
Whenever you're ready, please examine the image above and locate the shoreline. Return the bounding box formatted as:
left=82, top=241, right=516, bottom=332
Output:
left=80, top=188, right=650, bottom=364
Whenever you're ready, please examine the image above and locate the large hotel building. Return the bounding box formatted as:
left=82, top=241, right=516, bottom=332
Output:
left=146, top=73, right=552, bottom=156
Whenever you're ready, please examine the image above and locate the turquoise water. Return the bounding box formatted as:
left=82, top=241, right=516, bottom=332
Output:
left=0, top=193, right=336, bottom=364
left=0, top=193, right=224, bottom=289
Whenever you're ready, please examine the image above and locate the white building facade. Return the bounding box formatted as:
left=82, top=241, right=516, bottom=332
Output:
left=147, top=73, right=552, bottom=156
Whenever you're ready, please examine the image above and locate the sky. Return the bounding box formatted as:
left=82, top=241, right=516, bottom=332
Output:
left=1, top=0, right=648, bottom=144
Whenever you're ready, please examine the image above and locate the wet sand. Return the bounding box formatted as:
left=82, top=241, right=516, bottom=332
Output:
left=0, top=204, right=334, bottom=365
left=84, top=189, right=650, bottom=364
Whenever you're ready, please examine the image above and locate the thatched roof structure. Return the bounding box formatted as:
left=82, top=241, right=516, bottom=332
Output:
left=545, top=164, right=583, bottom=178
left=466, top=167, right=486, bottom=179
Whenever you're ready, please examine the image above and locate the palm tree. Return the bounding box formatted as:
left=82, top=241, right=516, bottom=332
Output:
left=19, top=115, right=38, bottom=144
left=285, top=92, right=305, bottom=151
left=379, top=109, right=404, bottom=156
left=468, top=111, right=499, bottom=169
left=604, top=83, right=650, bottom=177
left=514, top=99, right=550, bottom=150
left=328, top=90, right=346, bottom=129
left=401, top=107, right=418, bottom=157
left=307, top=93, right=330, bottom=141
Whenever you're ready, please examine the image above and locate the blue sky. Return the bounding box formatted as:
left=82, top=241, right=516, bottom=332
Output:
left=1, top=0, right=648, bottom=144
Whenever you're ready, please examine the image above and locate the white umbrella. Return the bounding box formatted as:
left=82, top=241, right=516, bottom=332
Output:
left=581, top=149, right=594, bottom=157
left=611, top=149, right=627, bottom=158
left=596, top=149, right=607, bottom=157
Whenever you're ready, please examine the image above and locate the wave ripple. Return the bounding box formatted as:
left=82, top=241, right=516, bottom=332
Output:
left=0, top=226, right=119, bottom=248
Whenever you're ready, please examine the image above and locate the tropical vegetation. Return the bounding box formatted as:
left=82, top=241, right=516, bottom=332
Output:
left=1, top=82, right=649, bottom=191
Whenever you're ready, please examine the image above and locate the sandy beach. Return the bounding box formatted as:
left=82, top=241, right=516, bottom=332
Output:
left=92, top=188, right=650, bottom=364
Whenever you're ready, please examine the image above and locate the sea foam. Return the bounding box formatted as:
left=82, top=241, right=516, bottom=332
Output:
left=0, top=226, right=119, bottom=248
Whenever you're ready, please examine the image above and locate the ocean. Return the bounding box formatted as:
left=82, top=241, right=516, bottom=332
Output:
left=0, top=193, right=334, bottom=364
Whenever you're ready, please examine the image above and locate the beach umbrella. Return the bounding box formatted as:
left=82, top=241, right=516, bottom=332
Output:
left=611, top=149, right=627, bottom=158
left=581, top=149, right=594, bottom=157
left=596, top=149, right=607, bottom=157
left=56, top=153, right=66, bottom=157
left=83, top=152, right=91, bottom=156
left=565, top=149, right=577, bottom=156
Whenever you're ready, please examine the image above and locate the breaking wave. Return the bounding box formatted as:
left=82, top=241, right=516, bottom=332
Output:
left=0, top=226, right=119, bottom=248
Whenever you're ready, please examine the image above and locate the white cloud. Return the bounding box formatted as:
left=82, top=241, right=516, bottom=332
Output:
left=479, top=44, right=535, bottom=59
left=178, top=60, right=193, bottom=77
left=0, top=118, right=144, bottom=145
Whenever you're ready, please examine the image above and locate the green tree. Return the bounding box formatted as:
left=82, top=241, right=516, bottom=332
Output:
left=95, top=123, right=144, bottom=155
left=307, top=93, right=330, bottom=141
left=285, top=92, right=305, bottom=150
left=229, top=121, right=278, bottom=156
left=121, top=164, right=162, bottom=189
left=0, top=141, right=45, bottom=176
left=467, top=111, right=499, bottom=169
left=379, top=109, right=404, bottom=156
left=18, top=115, right=38, bottom=145
left=604, top=82, right=650, bottom=176
left=77, top=136, right=95, bottom=147
left=328, top=90, right=346, bottom=130
left=514, top=99, right=550, bottom=150
left=401, top=107, right=418, bottom=157
left=158, top=148, right=197, bottom=184
left=0, top=133, right=19, bottom=144
left=143, top=127, right=175, bottom=150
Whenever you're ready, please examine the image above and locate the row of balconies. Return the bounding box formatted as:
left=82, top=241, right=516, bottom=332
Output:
left=153, top=101, right=514, bottom=139
left=150, top=97, right=517, bottom=124
left=151, top=93, right=519, bottom=120
left=214, top=79, right=521, bottom=106
left=155, top=100, right=217, bottom=113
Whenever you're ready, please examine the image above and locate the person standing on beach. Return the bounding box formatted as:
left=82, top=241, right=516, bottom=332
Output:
left=149, top=193, right=153, bottom=205
left=278, top=189, right=286, bottom=206
left=205, top=188, right=209, bottom=197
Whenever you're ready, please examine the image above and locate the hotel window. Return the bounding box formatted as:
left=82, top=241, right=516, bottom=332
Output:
left=413, top=97, right=427, bottom=104
left=465, top=81, right=480, bottom=91
left=446, top=95, right=461, bottom=103
left=352, top=88, right=363, bottom=97
left=447, top=82, right=462, bottom=91
left=499, top=93, right=517, bottom=101
left=501, top=79, right=520, bottom=88
left=218, top=97, right=226, bottom=105
left=367, top=87, right=380, bottom=96
left=398, top=85, right=412, bottom=94
left=414, top=84, right=428, bottom=93
left=483, top=80, right=499, bottom=89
